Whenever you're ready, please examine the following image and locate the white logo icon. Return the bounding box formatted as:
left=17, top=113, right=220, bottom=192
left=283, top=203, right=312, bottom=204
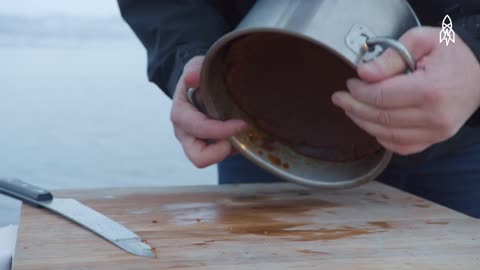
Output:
left=439, top=15, right=455, bottom=46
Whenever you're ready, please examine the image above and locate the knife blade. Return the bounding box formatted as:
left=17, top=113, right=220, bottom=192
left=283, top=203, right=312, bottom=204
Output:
left=0, top=178, right=155, bottom=258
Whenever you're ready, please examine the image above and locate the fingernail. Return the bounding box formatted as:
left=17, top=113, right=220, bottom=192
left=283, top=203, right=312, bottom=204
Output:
left=238, top=123, right=248, bottom=132
left=346, top=78, right=358, bottom=90
left=231, top=119, right=248, bottom=132
left=360, top=61, right=380, bottom=76
left=332, top=92, right=342, bottom=105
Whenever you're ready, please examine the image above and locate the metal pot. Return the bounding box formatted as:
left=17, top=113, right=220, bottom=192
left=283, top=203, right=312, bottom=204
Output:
left=195, top=0, right=420, bottom=189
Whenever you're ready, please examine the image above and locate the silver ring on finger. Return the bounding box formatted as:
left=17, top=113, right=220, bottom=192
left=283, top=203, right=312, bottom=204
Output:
left=187, top=87, right=206, bottom=114
left=187, top=87, right=197, bottom=105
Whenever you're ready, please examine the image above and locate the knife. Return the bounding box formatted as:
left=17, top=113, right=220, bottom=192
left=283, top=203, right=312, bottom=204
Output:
left=0, top=178, right=155, bottom=258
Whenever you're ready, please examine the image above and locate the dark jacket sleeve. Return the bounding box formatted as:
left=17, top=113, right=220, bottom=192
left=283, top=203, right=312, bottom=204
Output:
left=118, top=0, right=231, bottom=98
left=455, top=14, right=480, bottom=126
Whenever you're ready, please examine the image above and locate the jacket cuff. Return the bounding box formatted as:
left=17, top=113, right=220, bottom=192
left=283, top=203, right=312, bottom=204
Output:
left=454, top=15, right=480, bottom=126
left=149, top=44, right=210, bottom=98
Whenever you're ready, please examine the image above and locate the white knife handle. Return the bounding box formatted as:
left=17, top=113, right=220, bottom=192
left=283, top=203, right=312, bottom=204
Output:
left=0, top=178, right=53, bottom=202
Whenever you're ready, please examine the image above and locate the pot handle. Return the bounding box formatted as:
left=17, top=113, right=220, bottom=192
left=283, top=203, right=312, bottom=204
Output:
left=364, top=37, right=416, bottom=72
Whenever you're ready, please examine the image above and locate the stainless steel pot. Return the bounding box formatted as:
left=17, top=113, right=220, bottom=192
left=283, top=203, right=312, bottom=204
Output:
left=196, top=0, right=420, bottom=189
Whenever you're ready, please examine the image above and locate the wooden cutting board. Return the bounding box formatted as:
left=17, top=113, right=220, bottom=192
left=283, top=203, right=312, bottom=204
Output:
left=14, top=182, right=480, bottom=269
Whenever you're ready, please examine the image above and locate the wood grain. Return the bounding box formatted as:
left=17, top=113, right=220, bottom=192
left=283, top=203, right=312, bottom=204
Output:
left=14, top=182, right=480, bottom=269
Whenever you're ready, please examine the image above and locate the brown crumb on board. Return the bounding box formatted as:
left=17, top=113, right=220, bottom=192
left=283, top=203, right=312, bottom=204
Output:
left=426, top=221, right=449, bottom=225
left=415, top=203, right=431, bottom=208
left=298, top=249, right=329, bottom=255
left=151, top=247, right=158, bottom=257
left=192, top=240, right=215, bottom=246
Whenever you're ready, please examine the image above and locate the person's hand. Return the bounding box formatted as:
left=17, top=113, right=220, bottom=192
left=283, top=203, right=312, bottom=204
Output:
left=170, top=56, right=247, bottom=168
left=332, top=27, right=480, bottom=155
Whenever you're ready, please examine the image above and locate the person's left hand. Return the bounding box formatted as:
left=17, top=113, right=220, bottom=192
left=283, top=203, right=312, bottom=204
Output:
left=332, top=27, right=480, bottom=155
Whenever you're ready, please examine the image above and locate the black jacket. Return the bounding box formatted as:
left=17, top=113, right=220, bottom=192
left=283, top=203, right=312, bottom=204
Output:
left=118, top=0, right=480, bottom=96
left=118, top=0, right=480, bottom=165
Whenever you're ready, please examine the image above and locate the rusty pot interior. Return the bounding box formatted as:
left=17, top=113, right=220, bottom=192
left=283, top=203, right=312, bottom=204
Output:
left=201, top=29, right=391, bottom=189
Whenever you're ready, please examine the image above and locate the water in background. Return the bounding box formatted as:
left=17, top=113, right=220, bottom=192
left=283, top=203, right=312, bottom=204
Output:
left=0, top=1, right=216, bottom=190
left=1, top=45, right=217, bottom=189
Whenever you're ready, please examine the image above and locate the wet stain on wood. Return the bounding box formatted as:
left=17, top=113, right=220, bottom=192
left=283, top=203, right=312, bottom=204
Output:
left=158, top=193, right=398, bottom=242
left=368, top=221, right=393, bottom=230
left=228, top=223, right=374, bottom=241
left=133, top=190, right=399, bottom=245
left=219, top=205, right=395, bottom=241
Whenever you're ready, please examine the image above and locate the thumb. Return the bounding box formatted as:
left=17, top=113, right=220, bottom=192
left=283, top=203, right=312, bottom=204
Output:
left=358, top=27, right=437, bottom=83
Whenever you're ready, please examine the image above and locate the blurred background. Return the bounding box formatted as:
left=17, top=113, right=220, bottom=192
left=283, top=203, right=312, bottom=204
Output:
left=0, top=0, right=216, bottom=225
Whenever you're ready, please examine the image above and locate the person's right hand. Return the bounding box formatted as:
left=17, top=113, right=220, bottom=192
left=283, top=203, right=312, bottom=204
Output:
left=170, top=56, right=248, bottom=168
